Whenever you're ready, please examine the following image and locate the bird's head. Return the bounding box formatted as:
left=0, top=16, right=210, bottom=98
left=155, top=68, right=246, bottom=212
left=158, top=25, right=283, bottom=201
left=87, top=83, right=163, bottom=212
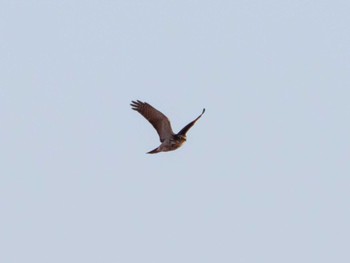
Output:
left=176, top=134, right=187, bottom=142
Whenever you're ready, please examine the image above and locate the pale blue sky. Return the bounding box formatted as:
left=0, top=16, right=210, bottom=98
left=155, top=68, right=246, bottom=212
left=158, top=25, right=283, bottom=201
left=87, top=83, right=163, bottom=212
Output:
left=1, top=1, right=349, bottom=262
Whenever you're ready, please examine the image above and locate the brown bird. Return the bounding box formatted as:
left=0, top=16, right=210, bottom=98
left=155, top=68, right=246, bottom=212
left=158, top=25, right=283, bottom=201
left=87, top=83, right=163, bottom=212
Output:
left=130, top=100, right=205, bottom=154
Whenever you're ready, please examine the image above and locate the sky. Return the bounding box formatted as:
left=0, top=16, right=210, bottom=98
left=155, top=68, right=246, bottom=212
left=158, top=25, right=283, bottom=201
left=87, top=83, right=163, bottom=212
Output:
left=1, top=1, right=349, bottom=262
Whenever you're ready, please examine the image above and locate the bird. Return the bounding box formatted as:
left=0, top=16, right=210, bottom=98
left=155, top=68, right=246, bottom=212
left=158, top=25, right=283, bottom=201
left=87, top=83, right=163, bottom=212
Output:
left=130, top=100, right=205, bottom=154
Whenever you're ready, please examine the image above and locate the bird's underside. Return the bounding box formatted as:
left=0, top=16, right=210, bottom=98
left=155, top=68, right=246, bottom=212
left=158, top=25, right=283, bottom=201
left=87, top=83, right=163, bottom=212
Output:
left=130, top=100, right=205, bottom=154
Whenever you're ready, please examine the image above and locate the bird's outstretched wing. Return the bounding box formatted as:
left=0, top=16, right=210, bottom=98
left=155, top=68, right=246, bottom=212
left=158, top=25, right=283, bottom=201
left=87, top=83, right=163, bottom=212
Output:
left=177, top=108, right=205, bottom=136
left=131, top=100, right=174, bottom=142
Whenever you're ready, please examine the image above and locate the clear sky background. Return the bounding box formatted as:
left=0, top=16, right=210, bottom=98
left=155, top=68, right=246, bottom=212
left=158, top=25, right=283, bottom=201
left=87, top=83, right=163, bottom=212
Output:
left=1, top=1, right=349, bottom=262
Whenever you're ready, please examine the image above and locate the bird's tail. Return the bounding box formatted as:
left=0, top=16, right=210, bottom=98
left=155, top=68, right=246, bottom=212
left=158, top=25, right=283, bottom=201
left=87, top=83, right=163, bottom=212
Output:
left=147, top=147, right=160, bottom=154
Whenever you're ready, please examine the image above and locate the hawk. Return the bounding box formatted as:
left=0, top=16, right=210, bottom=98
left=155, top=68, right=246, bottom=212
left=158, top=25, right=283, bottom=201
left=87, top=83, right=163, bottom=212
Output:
left=131, top=100, right=205, bottom=154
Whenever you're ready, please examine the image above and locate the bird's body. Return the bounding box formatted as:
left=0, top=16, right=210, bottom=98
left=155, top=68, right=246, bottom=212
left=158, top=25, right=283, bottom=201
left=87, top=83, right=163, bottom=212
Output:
left=148, top=136, right=185, bottom=154
left=130, top=100, right=205, bottom=154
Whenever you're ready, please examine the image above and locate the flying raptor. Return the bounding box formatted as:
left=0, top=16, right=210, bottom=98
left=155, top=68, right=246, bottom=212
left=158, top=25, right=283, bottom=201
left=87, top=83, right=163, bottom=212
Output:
left=130, top=100, right=205, bottom=154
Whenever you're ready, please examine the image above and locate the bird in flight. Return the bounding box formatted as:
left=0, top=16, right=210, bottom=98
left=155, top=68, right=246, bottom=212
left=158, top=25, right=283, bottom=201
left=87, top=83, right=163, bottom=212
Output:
left=131, top=100, right=205, bottom=154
